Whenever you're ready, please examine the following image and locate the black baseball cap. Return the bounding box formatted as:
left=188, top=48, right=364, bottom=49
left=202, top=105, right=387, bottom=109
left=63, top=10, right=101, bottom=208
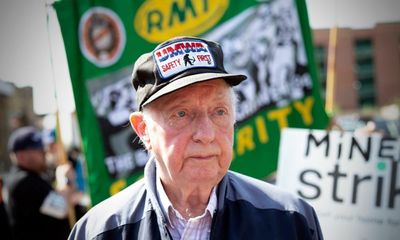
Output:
left=8, top=126, right=44, bottom=153
left=131, top=36, right=247, bottom=109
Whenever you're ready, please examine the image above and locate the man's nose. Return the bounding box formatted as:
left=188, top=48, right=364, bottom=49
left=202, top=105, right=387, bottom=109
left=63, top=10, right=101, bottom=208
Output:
left=192, top=113, right=215, bottom=144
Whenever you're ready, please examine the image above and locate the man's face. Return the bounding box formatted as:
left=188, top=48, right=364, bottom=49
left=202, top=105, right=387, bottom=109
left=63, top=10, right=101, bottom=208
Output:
left=143, top=79, right=235, bottom=188
left=16, top=148, right=47, bottom=173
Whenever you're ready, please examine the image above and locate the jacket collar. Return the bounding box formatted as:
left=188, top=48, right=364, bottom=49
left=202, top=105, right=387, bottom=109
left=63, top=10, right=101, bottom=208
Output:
left=144, top=157, right=171, bottom=239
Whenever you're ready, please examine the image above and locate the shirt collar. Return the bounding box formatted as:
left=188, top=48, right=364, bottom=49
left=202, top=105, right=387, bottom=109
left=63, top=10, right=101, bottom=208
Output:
left=156, top=174, right=172, bottom=223
left=156, top=173, right=217, bottom=224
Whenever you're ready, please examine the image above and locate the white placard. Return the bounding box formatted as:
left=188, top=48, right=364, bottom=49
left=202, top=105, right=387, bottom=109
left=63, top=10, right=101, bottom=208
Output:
left=276, top=128, right=400, bottom=240
left=39, top=191, right=68, bottom=219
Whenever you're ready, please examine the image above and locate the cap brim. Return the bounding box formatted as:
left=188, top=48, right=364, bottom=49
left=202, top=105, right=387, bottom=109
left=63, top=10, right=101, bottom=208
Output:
left=142, top=72, right=247, bottom=108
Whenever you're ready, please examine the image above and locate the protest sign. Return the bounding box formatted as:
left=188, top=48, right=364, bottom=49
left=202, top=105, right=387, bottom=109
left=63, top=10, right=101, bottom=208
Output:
left=277, top=128, right=400, bottom=239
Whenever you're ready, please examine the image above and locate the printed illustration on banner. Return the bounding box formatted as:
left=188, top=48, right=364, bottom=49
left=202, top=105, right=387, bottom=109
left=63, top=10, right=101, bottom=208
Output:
left=79, top=7, right=126, bottom=67
left=205, top=0, right=313, bottom=122
left=86, top=67, right=148, bottom=179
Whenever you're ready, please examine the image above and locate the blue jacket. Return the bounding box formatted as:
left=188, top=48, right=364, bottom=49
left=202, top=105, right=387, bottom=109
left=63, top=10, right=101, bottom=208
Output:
left=69, top=158, right=323, bottom=239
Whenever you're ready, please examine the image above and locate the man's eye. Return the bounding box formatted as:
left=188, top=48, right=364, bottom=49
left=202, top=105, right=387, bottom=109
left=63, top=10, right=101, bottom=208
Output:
left=177, top=111, right=186, bottom=117
left=216, top=108, right=226, bottom=116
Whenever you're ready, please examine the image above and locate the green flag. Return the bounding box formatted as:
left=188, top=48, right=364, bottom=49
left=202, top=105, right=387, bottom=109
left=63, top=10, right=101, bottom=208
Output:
left=54, top=0, right=328, bottom=204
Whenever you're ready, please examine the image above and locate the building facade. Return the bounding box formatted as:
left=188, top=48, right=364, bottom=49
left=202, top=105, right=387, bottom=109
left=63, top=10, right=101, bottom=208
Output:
left=0, top=80, right=36, bottom=173
left=313, top=22, right=400, bottom=112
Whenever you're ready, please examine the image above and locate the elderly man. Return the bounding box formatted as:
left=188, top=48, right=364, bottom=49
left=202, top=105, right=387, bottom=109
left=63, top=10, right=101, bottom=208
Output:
left=69, top=36, right=323, bottom=239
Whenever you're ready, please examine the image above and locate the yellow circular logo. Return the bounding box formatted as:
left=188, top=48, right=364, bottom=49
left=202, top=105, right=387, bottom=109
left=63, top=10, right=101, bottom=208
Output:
left=134, top=0, right=229, bottom=43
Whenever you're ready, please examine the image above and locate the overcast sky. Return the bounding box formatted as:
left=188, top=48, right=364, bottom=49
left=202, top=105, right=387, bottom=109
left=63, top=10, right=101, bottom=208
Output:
left=0, top=0, right=399, bottom=114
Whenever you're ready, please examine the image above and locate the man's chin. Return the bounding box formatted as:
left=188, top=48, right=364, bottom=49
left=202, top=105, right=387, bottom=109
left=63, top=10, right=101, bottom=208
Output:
left=186, top=169, right=223, bottom=185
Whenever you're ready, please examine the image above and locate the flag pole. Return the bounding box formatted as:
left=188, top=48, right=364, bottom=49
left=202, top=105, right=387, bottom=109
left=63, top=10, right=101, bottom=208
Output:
left=45, top=1, right=77, bottom=227
left=325, top=26, right=338, bottom=115
left=44, top=2, right=69, bottom=166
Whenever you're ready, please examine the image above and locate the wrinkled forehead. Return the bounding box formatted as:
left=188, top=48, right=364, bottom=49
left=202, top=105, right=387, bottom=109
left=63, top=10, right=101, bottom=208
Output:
left=144, top=79, right=233, bottom=110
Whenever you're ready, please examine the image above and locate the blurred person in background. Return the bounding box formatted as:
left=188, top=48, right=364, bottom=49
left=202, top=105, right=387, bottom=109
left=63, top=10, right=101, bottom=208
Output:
left=67, top=146, right=89, bottom=220
left=44, top=128, right=89, bottom=223
left=4, top=126, right=71, bottom=240
left=42, top=128, right=59, bottom=183
left=55, top=147, right=89, bottom=223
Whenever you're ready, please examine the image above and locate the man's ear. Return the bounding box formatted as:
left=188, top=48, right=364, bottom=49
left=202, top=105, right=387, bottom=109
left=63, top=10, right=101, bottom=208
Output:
left=129, top=112, right=150, bottom=146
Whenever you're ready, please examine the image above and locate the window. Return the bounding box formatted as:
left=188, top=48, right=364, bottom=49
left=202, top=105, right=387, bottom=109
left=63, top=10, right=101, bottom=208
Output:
left=314, top=45, right=327, bottom=100
left=354, top=39, right=375, bottom=107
